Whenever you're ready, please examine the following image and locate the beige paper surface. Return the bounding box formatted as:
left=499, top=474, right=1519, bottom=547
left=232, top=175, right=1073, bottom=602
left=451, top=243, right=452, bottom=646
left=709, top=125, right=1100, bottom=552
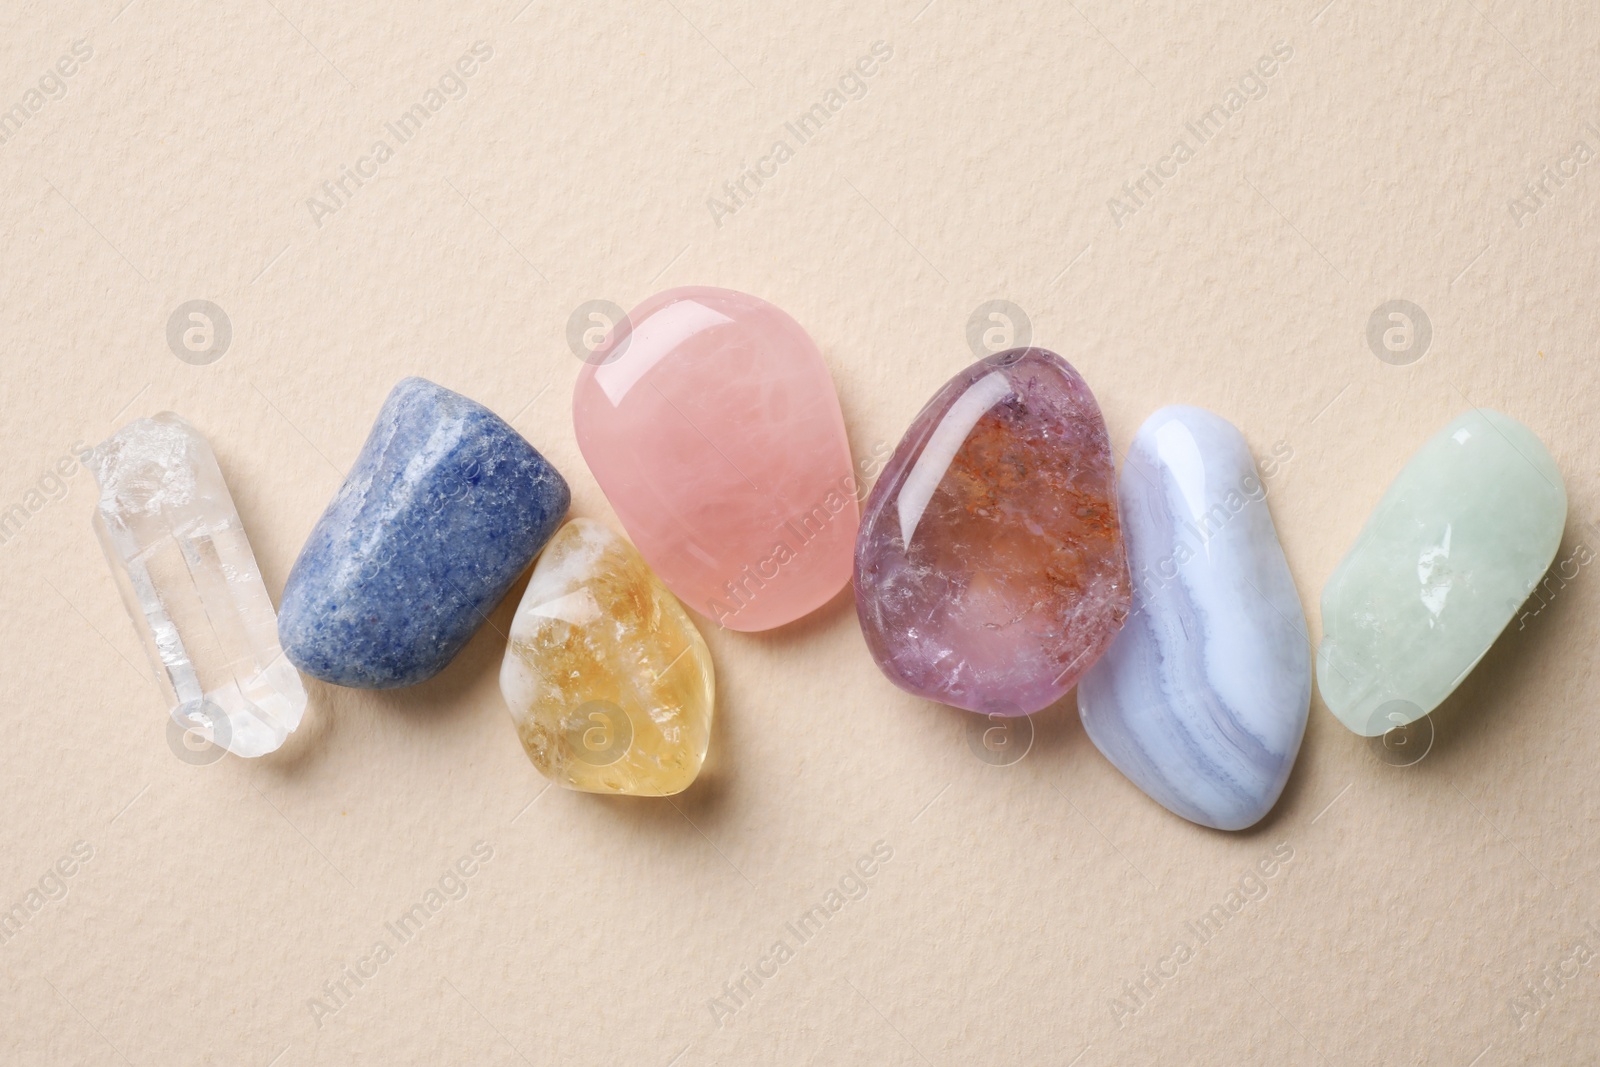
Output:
left=2, top=2, right=1598, bottom=1063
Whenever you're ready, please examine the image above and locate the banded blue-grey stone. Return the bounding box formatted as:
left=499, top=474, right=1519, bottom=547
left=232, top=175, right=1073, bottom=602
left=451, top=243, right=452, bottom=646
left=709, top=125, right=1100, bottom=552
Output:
left=279, top=377, right=570, bottom=689
left=1079, top=406, right=1309, bottom=831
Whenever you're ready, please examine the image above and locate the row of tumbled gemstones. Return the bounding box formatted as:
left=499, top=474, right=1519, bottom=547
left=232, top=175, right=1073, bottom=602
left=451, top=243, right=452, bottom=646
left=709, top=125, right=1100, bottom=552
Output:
left=89, top=286, right=1566, bottom=829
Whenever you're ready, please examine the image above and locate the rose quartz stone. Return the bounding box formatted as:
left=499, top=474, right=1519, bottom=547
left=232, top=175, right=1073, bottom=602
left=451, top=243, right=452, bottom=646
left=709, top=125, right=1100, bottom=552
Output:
left=572, top=286, right=858, bottom=631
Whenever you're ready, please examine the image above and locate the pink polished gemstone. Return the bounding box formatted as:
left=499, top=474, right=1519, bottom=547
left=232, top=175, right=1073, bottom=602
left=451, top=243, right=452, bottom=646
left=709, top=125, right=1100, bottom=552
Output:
left=572, top=286, right=858, bottom=631
left=854, top=348, right=1130, bottom=715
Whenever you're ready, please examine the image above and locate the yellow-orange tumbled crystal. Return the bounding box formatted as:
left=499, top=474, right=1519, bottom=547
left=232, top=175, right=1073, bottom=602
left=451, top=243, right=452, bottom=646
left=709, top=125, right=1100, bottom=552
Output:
left=499, top=518, right=714, bottom=796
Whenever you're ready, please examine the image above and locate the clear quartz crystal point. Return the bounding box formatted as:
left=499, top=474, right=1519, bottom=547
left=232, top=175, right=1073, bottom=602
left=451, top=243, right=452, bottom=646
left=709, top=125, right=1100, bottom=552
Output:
left=89, top=412, right=305, bottom=757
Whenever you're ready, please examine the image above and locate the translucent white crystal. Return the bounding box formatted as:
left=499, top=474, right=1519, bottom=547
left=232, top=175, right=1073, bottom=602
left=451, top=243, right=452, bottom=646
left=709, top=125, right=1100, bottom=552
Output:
left=90, top=413, right=305, bottom=757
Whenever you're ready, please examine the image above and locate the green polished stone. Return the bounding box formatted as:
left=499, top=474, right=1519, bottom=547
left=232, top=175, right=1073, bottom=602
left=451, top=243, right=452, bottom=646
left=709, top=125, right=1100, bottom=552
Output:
left=1317, top=409, right=1566, bottom=736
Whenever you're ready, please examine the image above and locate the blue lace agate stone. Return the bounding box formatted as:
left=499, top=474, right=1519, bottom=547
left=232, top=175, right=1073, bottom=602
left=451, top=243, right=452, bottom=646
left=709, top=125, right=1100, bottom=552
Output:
left=1078, top=406, right=1309, bottom=831
left=279, top=377, right=569, bottom=688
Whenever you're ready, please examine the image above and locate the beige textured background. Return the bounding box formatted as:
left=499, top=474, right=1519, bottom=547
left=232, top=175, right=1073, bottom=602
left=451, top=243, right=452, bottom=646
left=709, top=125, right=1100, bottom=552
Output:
left=2, top=0, right=1598, bottom=1063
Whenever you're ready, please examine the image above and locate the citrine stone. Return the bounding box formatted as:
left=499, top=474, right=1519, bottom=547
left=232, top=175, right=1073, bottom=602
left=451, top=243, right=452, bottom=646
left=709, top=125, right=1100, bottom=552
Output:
left=1318, top=409, right=1566, bottom=735
left=854, top=348, right=1130, bottom=715
left=572, top=286, right=858, bottom=632
left=500, top=519, right=714, bottom=796
left=89, top=413, right=306, bottom=757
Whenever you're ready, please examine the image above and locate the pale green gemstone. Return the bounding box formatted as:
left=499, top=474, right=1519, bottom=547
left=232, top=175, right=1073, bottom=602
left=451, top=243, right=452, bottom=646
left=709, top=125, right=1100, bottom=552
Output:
left=1317, top=409, right=1566, bottom=736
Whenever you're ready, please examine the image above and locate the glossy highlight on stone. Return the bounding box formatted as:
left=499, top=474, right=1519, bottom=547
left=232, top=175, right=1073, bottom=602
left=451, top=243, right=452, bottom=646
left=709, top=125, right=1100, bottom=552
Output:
left=1078, top=407, right=1309, bottom=831
left=1318, top=408, right=1566, bottom=736
left=854, top=348, right=1130, bottom=715
left=279, top=377, right=570, bottom=688
left=500, top=519, right=714, bottom=796
left=572, top=286, right=858, bottom=632
left=89, top=413, right=306, bottom=757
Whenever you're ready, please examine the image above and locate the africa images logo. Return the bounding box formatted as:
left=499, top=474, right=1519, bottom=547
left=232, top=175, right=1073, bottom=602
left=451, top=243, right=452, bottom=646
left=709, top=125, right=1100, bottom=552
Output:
left=706, top=41, right=894, bottom=227
left=1106, top=41, right=1295, bottom=230
left=304, top=42, right=495, bottom=229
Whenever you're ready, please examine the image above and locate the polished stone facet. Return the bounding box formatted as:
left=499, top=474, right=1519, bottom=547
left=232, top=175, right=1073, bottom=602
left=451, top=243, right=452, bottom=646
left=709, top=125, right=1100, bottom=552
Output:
left=1078, top=407, right=1309, bottom=831
left=572, top=286, right=858, bottom=632
left=1318, top=408, right=1566, bottom=735
left=500, top=519, right=714, bottom=796
left=90, top=413, right=306, bottom=757
left=854, top=348, right=1130, bottom=715
left=279, top=377, right=569, bottom=688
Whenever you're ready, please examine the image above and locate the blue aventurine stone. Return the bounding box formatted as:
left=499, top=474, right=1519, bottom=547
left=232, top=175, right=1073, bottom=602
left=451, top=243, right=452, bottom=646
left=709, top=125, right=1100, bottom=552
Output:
left=278, top=377, right=570, bottom=688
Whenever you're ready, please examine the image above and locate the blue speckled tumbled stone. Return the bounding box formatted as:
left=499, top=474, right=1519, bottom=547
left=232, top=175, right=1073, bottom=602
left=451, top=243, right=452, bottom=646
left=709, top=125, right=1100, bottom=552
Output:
left=278, top=377, right=570, bottom=688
